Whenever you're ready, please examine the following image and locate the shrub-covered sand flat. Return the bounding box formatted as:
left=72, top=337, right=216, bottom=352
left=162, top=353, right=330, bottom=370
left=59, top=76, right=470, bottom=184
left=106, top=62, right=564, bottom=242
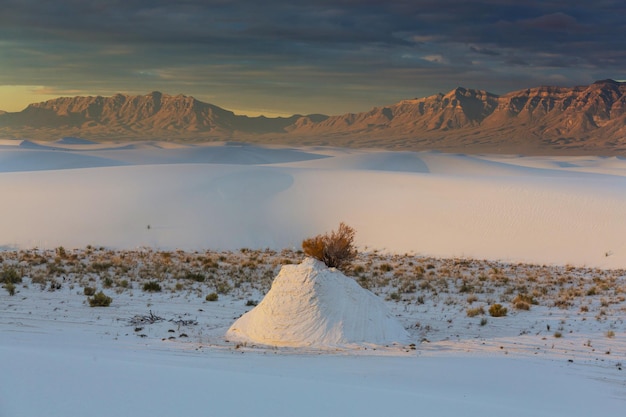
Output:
left=2, top=247, right=624, bottom=416
left=2, top=246, right=624, bottom=360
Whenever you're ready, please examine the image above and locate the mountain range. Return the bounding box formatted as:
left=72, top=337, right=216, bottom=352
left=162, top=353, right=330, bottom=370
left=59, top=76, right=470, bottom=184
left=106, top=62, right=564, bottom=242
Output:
left=1, top=80, right=625, bottom=155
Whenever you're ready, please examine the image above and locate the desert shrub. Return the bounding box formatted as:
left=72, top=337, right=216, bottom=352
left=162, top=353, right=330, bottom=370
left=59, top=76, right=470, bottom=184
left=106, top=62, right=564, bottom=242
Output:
left=216, top=282, right=231, bottom=294
left=606, top=330, right=615, bottom=338
left=89, top=291, right=112, bottom=307
left=466, top=306, right=485, bottom=317
left=1, top=267, right=21, bottom=284
left=48, top=280, right=62, bottom=291
left=246, top=299, right=258, bottom=306
left=90, top=262, right=112, bottom=272
left=512, top=293, right=535, bottom=310
left=358, top=276, right=369, bottom=289
left=353, top=265, right=365, bottom=274
left=4, top=282, right=16, bottom=296
left=513, top=299, right=530, bottom=310
left=488, top=303, right=508, bottom=317
left=46, top=263, right=65, bottom=276
left=480, top=318, right=488, bottom=326
left=459, top=281, right=474, bottom=293
left=56, top=246, right=67, bottom=259
left=399, top=281, right=417, bottom=293
left=83, top=286, right=96, bottom=296
left=205, top=292, right=218, bottom=301
left=184, top=272, right=205, bottom=282
left=302, top=222, right=357, bottom=270
left=143, top=281, right=162, bottom=292
left=513, top=293, right=536, bottom=305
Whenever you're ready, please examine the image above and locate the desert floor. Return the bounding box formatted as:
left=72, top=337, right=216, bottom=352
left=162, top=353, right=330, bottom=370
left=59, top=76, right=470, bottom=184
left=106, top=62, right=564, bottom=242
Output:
left=1, top=139, right=625, bottom=416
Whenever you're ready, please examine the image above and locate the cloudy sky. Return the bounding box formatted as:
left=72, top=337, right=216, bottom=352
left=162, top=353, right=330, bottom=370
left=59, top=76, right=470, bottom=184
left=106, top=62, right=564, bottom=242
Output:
left=1, top=0, right=624, bottom=116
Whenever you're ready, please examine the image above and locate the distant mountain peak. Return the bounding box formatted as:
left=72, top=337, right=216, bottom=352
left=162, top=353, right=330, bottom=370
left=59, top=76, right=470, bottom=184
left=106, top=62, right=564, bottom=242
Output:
left=1, top=80, right=626, bottom=155
left=592, top=78, right=622, bottom=86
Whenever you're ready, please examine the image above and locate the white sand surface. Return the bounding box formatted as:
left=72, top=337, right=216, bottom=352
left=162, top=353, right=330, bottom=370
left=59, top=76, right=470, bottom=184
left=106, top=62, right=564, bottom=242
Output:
left=1, top=140, right=625, bottom=268
left=0, top=248, right=624, bottom=417
left=1, top=139, right=625, bottom=416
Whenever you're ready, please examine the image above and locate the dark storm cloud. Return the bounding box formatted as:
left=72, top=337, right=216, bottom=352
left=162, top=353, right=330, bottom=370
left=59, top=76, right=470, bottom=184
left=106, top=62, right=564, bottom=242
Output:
left=469, top=46, right=501, bottom=56
left=1, top=0, right=625, bottom=114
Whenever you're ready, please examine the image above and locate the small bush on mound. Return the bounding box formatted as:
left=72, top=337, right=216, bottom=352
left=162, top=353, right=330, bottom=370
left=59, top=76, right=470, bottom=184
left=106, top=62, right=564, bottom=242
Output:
left=205, top=292, right=218, bottom=302
left=83, top=286, right=96, bottom=296
left=143, top=281, right=162, bottom=292
left=89, top=291, right=112, bottom=307
left=488, top=303, right=508, bottom=317
left=302, top=222, right=357, bottom=270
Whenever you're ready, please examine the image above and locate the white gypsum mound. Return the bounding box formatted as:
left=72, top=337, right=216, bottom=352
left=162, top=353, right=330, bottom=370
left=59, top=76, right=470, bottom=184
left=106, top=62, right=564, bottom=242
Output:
left=226, top=258, right=409, bottom=348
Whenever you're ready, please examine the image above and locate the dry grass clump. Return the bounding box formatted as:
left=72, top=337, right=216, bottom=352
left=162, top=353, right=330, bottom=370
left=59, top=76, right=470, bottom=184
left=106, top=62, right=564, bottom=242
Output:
left=1, top=266, right=22, bottom=296
left=512, top=293, right=536, bottom=310
left=143, top=281, right=162, bottom=292
left=88, top=291, right=112, bottom=307
left=302, top=222, right=357, bottom=270
left=83, top=286, right=96, bottom=296
left=1, top=266, right=22, bottom=285
left=466, top=306, right=485, bottom=317
left=488, top=303, right=508, bottom=317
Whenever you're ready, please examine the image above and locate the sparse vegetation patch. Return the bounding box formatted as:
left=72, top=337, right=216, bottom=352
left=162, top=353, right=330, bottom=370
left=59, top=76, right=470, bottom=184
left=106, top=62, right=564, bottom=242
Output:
left=143, top=281, right=162, bottom=292
left=489, top=303, right=508, bottom=317
left=89, top=291, right=112, bottom=307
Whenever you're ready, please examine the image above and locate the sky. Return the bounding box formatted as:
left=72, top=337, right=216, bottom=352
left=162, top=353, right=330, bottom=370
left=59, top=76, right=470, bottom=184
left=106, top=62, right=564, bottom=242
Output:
left=1, top=0, right=625, bottom=116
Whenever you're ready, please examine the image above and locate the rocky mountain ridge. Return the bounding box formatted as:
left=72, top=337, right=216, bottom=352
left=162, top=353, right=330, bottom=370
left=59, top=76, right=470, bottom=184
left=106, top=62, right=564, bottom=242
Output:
left=1, top=80, right=625, bottom=154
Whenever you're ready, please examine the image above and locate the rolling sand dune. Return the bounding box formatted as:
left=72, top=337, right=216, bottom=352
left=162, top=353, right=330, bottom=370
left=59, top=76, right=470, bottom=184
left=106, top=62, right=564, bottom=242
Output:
left=0, top=140, right=625, bottom=268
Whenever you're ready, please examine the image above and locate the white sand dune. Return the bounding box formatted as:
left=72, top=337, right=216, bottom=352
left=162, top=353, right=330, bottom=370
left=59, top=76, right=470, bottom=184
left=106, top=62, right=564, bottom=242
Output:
left=0, top=149, right=129, bottom=172
left=54, top=136, right=99, bottom=145
left=1, top=139, right=625, bottom=268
